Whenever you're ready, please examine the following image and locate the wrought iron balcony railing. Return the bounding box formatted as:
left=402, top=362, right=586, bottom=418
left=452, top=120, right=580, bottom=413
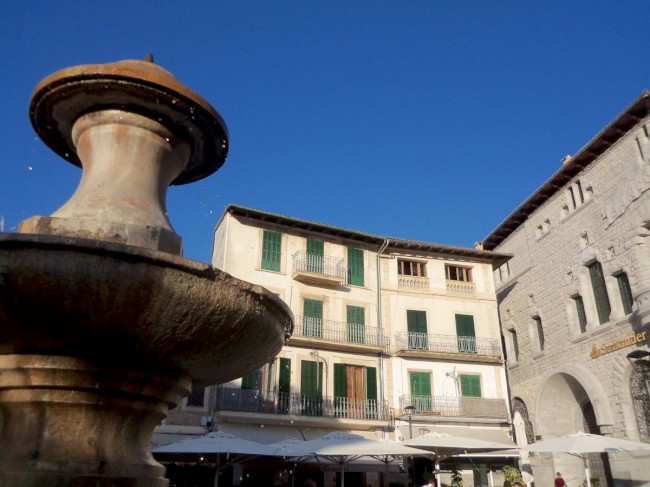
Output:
left=399, top=394, right=508, bottom=420
left=394, top=331, right=502, bottom=357
left=292, top=251, right=346, bottom=284
left=293, top=315, right=390, bottom=352
left=216, top=387, right=390, bottom=421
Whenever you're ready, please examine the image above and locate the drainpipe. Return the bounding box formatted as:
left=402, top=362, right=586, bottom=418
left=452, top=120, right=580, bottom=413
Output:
left=376, top=239, right=389, bottom=431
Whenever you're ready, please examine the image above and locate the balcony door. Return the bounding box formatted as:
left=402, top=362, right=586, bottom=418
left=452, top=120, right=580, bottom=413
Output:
left=303, top=298, right=323, bottom=338
left=409, top=371, right=432, bottom=413
left=407, top=310, right=428, bottom=350
left=306, top=238, right=324, bottom=274
left=455, top=314, right=477, bottom=353
left=346, top=305, right=365, bottom=344
left=301, top=360, right=323, bottom=416
left=334, top=364, right=377, bottom=419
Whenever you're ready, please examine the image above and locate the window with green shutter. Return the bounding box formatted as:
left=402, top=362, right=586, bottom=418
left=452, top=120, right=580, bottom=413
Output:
left=407, top=310, right=428, bottom=350
left=241, top=371, right=258, bottom=390
left=409, top=371, right=432, bottom=412
left=348, top=247, right=364, bottom=286
left=334, top=364, right=378, bottom=419
left=186, top=385, right=205, bottom=407
left=459, top=374, right=482, bottom=397
left=261, top=230, right=282, bottom=271
left=302, top=299, right=323, bottom=338
left=534, top=316, right=545, bottom=351
left=455, top=314, right=477, bottom=354
left=346, top=305, right=365, bottom=343
left=278, top=357, right=291, bottom=413
left=588, top=261, right=611, bottom=324
left=616, top=272, right=634, bottom=315
left=301, top=360, right=323, bottom=416
left=306, top=238, right=324, bottom=274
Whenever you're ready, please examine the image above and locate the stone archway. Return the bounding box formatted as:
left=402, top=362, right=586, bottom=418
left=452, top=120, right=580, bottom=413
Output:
left=535, top=366, right=614, bottom=487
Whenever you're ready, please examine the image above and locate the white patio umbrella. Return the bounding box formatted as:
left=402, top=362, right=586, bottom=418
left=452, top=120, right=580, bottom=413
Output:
left=269, top=431, right=432, bottom=487
left=153, top=431, right=273, bottom=487
left=406, top=432, right=516, bottom=487
left=520, top=431, right=650, bottom=487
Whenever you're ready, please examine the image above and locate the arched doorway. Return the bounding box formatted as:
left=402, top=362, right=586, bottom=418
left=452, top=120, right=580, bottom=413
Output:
left=537, top=372, right=612, bottom=487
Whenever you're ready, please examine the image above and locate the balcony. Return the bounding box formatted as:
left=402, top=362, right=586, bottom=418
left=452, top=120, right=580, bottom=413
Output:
left=292, top=251, right=346, bottom=287
left=394, top=332, right=502, bottom=362
left=216, top=387, right=390, bottom=421
left=292, top=315, right=391, bottom=353
left=398, top=275, right=430, bottom=291
left=446, top=280, right=476, bottom=295
left=399, top=394, right=508, bottom=420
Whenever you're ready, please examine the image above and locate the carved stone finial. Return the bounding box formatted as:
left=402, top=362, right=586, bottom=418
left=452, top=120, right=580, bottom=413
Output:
left=145, top=53, right=154, bottom=63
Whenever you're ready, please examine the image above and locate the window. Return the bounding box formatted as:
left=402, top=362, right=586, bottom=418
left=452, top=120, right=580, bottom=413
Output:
left=348, top=247, right=364, bottom=286
left=346, top=305, right=365, bottom=344
left=301, top=360, right=323, bottom=416
left=306, top=238, right=324, bottom=273
left=407, top=310, right=428, bottom=350
left=534, top=316, right=545, bottom=351
left=261, top=230, right=282, bottom=271
left=455, top=314, right=477, bottom=354
left=278, top=357, right=291, bottom=414
left=241, top=369, right=260, bottom=390
left=446, top=265, right=472, bottom=282
left=302, top=299, right=323, bottom=338
left=409, top=371, right=432, bottom=412
left=569, top=186, right=577, bottom=209
left=398, top=259, right=426, bottom=277
left=576, top=181, right=585, bottom=204
left=616, top=272, right=634, bottom=315
left=334, top=364, right=377, bottom=418
left=509, top=329, right=519, bottom=361
left=186, top=385, right=206, bottom=407
left=573, top=295, right=588, bottom=333
left=459, top=374, right=482, bottom=397
left=588, top=261, right=611, bottom=324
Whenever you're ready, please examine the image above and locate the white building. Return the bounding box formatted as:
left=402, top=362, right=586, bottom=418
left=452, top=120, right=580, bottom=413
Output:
left=482, top=91, right=650, bottom=487
left=200, top=204, right=514, bottom=486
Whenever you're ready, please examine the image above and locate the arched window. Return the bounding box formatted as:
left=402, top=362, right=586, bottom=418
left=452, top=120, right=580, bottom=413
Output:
left=631, top=361, right=650, bottom=442
left=512, top=397, right=535, bottom=445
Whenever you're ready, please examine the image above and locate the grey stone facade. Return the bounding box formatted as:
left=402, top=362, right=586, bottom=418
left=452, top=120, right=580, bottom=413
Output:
left=484, top=92, right=650, bottom=487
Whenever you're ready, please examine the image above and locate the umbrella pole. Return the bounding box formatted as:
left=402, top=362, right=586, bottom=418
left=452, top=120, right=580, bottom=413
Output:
left=213, top=454, right=220, bottom=487
left=584, top=456, right=591, bottom=487
left=435, top=456, right=441, bottom=487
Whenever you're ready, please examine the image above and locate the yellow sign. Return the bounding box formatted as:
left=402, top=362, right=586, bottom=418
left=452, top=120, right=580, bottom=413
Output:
left=590, top=331, right=647, bottom=359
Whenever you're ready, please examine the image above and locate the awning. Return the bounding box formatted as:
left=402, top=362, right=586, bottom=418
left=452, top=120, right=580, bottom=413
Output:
left=399, top=425, right=517, bottom=457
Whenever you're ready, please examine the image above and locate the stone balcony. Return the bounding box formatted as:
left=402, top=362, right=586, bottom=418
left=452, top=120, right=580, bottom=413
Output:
left=291, top=316, right=391, bottom=353
left=399, top=394, right=509, bottom=421
left=292, top=251, right=346, bottom=287
left=394, top=332, right=503, bottom=363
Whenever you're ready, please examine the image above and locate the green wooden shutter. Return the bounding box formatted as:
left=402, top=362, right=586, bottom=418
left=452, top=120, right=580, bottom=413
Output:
left=348, top=247, right=364, bottom=286
left=346, top=305, right=365, bottom=343
left=455, top=314, right=476, bottom=353
left=279, top=358, right=291, bottom=393
left=306, top=238, right=324, bottom=273
left=261, top=230, right=282, bottom=271
left=301, top=360, right=322, bottom=398
left=365, top=367, right=377, bottom=401
left=460, top=374, right=482, bottom=397
left=278, top=357, right=291, bottom=414
left=409, top=371, right=431, bottom=412
left=303, top=299, right=323, bottom=338
left=407, top=310, right=428, bottom=350
left=334, top=363, right=347, bottom=398
left=241, top=372, right=257, bottom=390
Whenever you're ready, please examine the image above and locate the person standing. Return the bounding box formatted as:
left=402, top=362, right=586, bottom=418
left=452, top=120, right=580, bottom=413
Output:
left=555, top=472, right=567, bottom=487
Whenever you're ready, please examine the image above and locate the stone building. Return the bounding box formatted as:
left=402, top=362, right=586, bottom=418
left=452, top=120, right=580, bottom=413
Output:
left=482, top=91, right=650, bottom=487
left=155, top=205, right=515, bottom=486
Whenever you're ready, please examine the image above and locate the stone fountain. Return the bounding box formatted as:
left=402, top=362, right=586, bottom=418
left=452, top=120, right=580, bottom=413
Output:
left=0, top=58, right=293, bottom=486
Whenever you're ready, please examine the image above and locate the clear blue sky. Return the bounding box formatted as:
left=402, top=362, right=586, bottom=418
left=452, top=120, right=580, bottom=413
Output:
left=1, top=1, right=648, bottom=262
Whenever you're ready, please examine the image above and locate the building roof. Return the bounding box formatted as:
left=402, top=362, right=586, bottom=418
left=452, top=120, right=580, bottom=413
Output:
left=222, top=204, right=511, bottom=266
left=482, top=90, right=650, bottom=251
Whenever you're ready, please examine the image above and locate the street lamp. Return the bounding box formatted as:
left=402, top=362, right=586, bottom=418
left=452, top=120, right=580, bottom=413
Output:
left=404, top=405, right=416, bottom=440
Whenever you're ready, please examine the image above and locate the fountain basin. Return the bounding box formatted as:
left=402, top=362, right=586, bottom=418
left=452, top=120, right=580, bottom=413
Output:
left=0, top=233, right=292, bottom=385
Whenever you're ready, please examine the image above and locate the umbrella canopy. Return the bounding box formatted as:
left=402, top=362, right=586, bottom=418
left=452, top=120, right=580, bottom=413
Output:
left=268, top=432, right=431, bottom=487
left=405, top=431, right=515, bottom=456
left=520, top=432, right=650, bottom=487
left=520, top=431, right=650, bottom=454
left=152, top=431, right=272, bottom=457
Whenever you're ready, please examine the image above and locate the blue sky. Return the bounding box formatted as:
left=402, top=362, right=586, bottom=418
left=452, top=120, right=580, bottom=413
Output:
left=1, top=2, right=648, bottom=262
